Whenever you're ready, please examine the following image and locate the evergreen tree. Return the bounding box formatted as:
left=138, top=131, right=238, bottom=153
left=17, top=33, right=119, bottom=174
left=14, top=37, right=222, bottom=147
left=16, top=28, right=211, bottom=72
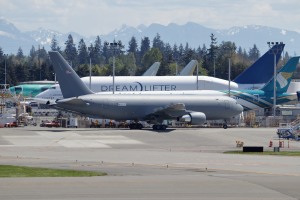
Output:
left=217, top=41, right=237, bottom=79
left=50, top=35, right=61, bottom=52
left=120, top=53, right=137, bottom=76
left=29, top=46, right=36, bottom=61
left=93, top=36, right=103, bottom=65
left=206, top=33, right=218, bottom=76
left=139, top=37, right=150, bottom=66
left=128, top=36, right=138, bottom=54
left=78, top=38, right=88, bottom=65
left=152, top=33, right=164, bottom=52
left=16, top=47, right=24, bottom=60
left=0, top=47, right=3, bottom=58
left=248, top=44, right=260, bottom=61
left=64, top=34, right=78, bottom=68
left=141, top=48, right=162, bottom=75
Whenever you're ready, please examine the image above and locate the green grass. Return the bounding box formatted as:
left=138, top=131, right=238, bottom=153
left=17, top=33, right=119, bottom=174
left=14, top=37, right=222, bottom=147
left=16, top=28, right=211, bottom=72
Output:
left=224, top=151, right=300, bottom=156
left=0, top=165, right=107, bottom=177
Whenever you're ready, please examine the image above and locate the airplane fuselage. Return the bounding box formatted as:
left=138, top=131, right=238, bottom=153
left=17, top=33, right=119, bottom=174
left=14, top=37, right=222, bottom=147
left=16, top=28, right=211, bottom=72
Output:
left=55, top=94, right=243, bottom=123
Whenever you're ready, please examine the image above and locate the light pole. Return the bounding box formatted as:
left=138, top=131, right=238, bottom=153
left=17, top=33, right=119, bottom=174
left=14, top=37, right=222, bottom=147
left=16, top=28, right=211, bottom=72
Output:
left=213, top=55, right=216, bottom=77
left=88, top=47, right=92, bottom=90
left=267, top=42, right=283, bottom=117
left=196, top=61, right=199, bottom=90
left=89, top=57, right=92, bottom=89
left=4, top=54, right=7, bottom=90
left=104, top=41, right=123, bottom=94
left=223, top=46, right=234, bottom=97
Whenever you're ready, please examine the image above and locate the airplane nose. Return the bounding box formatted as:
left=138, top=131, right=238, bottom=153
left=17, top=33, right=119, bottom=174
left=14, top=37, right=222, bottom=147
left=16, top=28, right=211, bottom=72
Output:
left=234, top=103, right=243, bottom=114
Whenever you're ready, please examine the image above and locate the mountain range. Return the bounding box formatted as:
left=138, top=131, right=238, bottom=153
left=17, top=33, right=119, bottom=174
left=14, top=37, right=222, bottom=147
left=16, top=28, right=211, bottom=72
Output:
left=0, top=18, right=299, bottom=56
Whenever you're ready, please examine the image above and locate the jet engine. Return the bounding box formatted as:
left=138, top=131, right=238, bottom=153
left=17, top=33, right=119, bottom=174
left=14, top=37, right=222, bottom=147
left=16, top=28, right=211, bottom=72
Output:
left=179, top=112, right=206, bottom=125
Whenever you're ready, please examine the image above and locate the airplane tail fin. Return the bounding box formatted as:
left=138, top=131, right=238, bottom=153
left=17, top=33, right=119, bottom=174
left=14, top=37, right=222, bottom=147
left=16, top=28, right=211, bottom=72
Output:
left=261, top=56, right=300, bottom=94
left=178, top=60, right=197, bottom=76
left=48, top=51, right=93, bottom=98
left=234, top=43, right=285, bottom=84
left=142, top=62, right=160, bottom=76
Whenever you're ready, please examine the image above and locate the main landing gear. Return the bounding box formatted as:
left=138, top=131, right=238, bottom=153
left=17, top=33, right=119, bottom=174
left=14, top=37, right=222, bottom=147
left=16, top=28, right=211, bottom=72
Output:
left=223, top=120, right=228, bottom=129
left=152, top=124, right=168, bottom=130
left=129, top=122, right=143, bottom=129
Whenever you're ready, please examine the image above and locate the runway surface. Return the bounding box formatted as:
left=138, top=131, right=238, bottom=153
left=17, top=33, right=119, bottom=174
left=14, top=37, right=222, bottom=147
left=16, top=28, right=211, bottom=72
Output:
left=0, top=127, right=300, bottom=199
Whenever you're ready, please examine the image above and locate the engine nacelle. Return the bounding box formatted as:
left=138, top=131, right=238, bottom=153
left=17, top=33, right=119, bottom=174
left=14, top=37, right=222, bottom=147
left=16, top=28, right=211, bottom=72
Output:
left=179, top=112, right=206, bottom=125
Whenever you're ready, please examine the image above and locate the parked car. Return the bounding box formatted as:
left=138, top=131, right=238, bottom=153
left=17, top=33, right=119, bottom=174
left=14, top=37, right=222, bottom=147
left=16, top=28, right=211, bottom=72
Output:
left=4, top=122, right=18, bottom=128
left=40, top=120, right=60, bottom=128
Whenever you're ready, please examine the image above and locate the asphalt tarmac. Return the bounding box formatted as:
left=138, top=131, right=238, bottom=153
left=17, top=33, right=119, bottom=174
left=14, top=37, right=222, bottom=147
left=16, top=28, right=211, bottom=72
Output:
left=0, top=127, right=300, bottom=200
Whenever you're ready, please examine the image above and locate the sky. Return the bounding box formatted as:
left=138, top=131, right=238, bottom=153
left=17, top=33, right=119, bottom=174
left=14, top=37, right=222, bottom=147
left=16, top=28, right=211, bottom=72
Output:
left=1, top=0, right=300, bottom=36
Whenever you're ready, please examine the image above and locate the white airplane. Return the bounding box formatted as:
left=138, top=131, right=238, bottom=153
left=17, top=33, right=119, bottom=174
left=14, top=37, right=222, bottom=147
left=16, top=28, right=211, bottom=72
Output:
left=49, top=51, right=243, bottom=130
left=35, top=75, right=238, bottom=101
left=36, top=43, right=284, bottom=102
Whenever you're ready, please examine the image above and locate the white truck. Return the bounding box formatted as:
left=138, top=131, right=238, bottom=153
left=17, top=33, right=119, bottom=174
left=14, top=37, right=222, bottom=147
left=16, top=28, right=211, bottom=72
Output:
left=67, top=118, right=78, bottom=128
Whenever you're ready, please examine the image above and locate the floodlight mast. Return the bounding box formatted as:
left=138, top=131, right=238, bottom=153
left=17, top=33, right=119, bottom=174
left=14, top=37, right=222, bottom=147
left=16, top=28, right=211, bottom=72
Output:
left=104, top=41, right=123, bottom=94
left=223, top=46, right=235, bottom=97
left=267, top=42, right=283, bottom=117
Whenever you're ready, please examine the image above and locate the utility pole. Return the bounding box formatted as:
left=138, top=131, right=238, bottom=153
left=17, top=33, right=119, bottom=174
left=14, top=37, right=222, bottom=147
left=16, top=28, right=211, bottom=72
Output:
left=267, top=42, right=283, bottom=117
left=38, top=45, right=41, bottom=81
left=104, top=41, right=123, bottom=94
left=4, top=54, right=7, bottom=90
left=223, top=46, right=235, bottom=97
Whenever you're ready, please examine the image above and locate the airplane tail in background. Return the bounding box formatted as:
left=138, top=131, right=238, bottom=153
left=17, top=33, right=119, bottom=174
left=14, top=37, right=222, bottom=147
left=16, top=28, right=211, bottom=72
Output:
left=142, top=62, right=160, bottom=76
left=48, top=51, right=93, bottom=99
left=261, top=56, right=300, bottom=94
left=178, top=60, right=197, bottom=76
left=233, top=43, right=285, bottom=84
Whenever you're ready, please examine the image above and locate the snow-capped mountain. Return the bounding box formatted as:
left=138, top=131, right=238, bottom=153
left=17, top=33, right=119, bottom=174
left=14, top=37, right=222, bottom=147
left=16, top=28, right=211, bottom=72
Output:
left=0, top=18, right=38, bottom=53
left=0, top=18, right=299, bottom=55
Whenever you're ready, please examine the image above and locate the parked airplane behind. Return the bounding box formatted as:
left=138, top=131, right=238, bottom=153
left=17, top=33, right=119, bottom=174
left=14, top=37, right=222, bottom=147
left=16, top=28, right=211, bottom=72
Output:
left=9, top=81, right=55, bottom=97
left=36, top=75, right=238, bottom=101
left=234, top=43, right=285, bottom=89
left=99, top=56, right=298, bottom=111
left=49, top=51, right=243, bottom=130
left=35, top=44, right=283, bottom=102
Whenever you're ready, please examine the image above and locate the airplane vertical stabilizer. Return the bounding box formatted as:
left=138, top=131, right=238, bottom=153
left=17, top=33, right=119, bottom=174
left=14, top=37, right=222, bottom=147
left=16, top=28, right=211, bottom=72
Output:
left=233, top=43, right=285, bottom=84
left=261, top=56, right=300, bottom=94
left=179, top=60, right=198, bottom=76
left=48, top=51, right=93, bottom=98
left=142, top=62, right=160, bottom=76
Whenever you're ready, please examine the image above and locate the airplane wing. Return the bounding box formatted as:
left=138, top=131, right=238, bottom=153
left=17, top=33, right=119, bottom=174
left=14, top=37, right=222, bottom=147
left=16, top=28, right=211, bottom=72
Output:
left=145, top=103, right=187, bottom=123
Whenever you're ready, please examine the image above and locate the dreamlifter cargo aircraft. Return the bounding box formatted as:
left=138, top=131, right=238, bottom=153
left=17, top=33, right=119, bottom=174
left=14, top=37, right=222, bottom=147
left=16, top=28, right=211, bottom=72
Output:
left=35, top=44, right=284, bottom=101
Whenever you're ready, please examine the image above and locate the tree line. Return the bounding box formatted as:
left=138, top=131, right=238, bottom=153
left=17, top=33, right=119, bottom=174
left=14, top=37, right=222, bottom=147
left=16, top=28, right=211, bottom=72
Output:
left=0, top=33, right=293, bottom=87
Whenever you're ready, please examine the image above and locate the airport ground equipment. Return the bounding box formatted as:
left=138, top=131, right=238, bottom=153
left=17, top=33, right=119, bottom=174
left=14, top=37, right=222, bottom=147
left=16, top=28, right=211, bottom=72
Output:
left=277, top=118, right=300, bottom=140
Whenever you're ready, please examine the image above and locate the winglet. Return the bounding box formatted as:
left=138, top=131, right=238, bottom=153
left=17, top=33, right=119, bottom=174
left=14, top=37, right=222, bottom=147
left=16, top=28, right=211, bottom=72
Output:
left=48, top=51, right=93, bottom=98
left=234, top=43, right=285, bottom=84
left=261, top=56, right=300, bottom=94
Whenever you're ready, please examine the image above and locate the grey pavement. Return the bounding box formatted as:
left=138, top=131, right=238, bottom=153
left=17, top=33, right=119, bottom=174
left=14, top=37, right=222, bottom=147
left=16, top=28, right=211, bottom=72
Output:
left=0, top=127, right=299, bottom=199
